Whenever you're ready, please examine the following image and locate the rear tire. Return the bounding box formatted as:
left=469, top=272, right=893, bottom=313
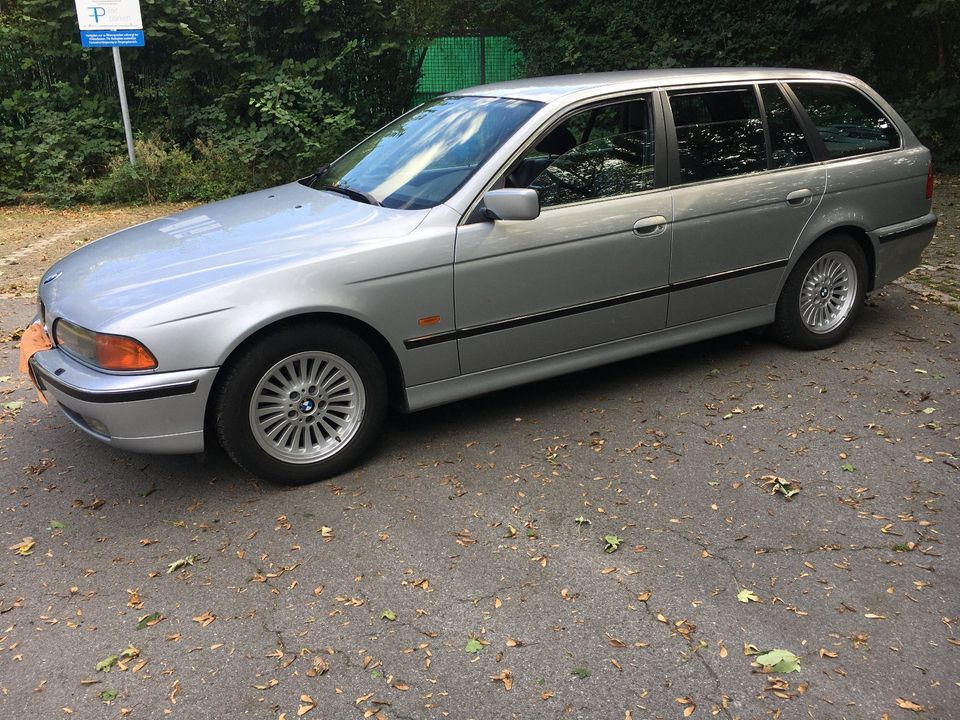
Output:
left=771, top=234, right=867, bottom=350
left=215, top=323, right=387, bottom=485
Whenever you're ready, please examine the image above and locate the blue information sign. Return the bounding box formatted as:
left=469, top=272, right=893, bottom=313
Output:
left=80, top=29, right=145, bottom=47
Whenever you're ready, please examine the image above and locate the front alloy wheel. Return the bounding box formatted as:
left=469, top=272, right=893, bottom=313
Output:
left=215, top=324, right=386, bottom=485
left=249, top=351, right=366, bottom=464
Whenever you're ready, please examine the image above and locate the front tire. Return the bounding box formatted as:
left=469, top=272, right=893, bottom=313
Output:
left=215, top=323, right=387, bottom=485
left=772, top=234, right=867, bottom=350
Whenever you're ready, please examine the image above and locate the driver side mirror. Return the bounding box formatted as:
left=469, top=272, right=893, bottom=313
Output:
left=482, top=188, right=540, bottom=221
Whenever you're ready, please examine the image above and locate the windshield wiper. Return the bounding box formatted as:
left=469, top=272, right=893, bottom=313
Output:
left=320, top=184, right=381, bottom=207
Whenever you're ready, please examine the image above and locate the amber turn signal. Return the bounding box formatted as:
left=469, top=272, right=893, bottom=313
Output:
left=96, top=334, right=158, bottom=370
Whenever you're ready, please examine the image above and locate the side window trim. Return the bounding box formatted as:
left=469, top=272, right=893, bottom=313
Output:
left=753, top=83, right=775, bottom=169
left=662, top=83, right=769, bottom=187
left=784, top=80, right=903, bottom=161
left=480, top=91, right=667, bottom=214
left=662, top=81, right=830, bottom=187
left=777, top=81, right=829, bottom=162
left=659, top=88, right=681, bottom=187
left=461, top=91, right=667, bottom=225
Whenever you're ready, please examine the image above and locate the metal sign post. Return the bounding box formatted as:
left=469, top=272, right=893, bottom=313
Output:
left=74, top=1, right=144, bottom=165
left=111, top=46, right=136, bottom=164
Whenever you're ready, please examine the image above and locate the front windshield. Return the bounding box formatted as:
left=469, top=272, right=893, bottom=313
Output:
left=307, top=95, right=542, bottom=210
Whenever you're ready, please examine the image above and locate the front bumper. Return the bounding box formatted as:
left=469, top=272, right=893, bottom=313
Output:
left=30, top=345, right=218, bottom=454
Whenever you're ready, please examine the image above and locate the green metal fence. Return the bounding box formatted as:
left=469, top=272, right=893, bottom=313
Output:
left=412, top=35, right=523, bottom=106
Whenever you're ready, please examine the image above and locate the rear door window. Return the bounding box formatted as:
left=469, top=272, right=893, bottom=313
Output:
left=759, top=84, right=813, bottom=169
left=788, top=82, right=900, bottom=159
left=668, top=87, right=766, bottom=183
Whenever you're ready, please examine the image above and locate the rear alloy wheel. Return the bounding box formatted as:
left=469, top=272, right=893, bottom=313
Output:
left=772, top=234, right=867, bottom=350
left=215, top=324, right=386, bottom=485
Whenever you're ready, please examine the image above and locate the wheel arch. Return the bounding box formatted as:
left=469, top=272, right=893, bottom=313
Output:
left=204, top=312, right=407, bottom=437
left=790, top=223, right=878, bottom=292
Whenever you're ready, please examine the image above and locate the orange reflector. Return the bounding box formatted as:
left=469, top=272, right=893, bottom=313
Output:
left=96, top=334, right=158, bottom=371
left=418, top=315, right=441, bottom=327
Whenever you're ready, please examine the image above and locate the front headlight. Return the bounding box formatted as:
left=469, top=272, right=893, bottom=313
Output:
left=54, top=319, right=158, bottom=371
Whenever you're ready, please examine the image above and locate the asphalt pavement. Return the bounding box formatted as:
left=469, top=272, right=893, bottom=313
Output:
left=0, top=285, right=957, bottom=720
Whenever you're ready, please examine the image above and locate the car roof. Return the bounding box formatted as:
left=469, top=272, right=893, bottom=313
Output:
left=448, top=67, right=857, bottom=103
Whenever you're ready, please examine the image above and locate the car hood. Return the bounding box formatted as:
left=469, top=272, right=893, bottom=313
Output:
left=40, top=182, right=430, bottom=327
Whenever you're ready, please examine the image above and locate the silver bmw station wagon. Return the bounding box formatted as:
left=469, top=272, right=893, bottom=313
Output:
left=25, top=68, right=936, bottom=484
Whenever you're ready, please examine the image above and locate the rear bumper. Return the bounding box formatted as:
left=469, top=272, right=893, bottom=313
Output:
left=30, top=347, right=217, bottom=454
left=873, top=213, right=937, bottom=288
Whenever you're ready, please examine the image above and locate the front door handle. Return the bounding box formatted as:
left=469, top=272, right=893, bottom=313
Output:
left=786, top=188, right=813, bottom=206
left=633, top=215, right=669, bottom=236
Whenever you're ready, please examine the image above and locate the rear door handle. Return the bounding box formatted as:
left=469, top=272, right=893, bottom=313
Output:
left=633, top=215, right=669, bottom=236
left=786, top=189, right=813, bottom=206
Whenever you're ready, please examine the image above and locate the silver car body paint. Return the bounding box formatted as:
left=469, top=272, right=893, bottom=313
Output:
left=31, top=68, right=935, bottom=453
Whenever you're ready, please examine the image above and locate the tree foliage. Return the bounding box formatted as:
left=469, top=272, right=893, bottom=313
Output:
left=0, top=0, right=957, bottom=204
left=0, top=0, right=427, bottom=202
left=494, top=0, right=959, bottom=166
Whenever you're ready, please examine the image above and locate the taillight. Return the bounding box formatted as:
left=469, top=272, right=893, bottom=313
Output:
left=926, top=162, right=934, bottom=200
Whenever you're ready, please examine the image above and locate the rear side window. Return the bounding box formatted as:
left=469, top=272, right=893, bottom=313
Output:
left=759, top=84, right=812, bottom=169
left=789, top=82, right=900, bottom=159
left=669, top=87, right=766, bottom=183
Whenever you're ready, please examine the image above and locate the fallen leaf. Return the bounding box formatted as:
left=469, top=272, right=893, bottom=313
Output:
left=8, top=537, right=35, bottom=556
left=96, top=655, right=119, bottom=673
left=737, top=589, right=760, bottom=603
left=464, top=638, right=484, bottom=654
left=676, top=696, right=696, bottom=717
left=380, top=609, right=397, bottom=621
left=166, top=555, right=198, bottom=574
left=136, top=612, right=163, bottom=630
left=192, top=611, right=215, bottom=627
left=489, top=669, right=512, bottom=690
left=895, top=698, right=925, bottom=712
left=306, top=657, right=330, bottom=677
left=603, top=535, right=623, bottom=553
left=761, top=475, right=801, bottom=499
left=297, top=694, right=316, bottom=716
left=755, top=648, right=801, bottom=673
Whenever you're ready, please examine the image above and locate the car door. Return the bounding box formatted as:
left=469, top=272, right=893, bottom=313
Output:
left=664, top=83, right=827, bottom=326
left=452, top=94, right=672, bottom=375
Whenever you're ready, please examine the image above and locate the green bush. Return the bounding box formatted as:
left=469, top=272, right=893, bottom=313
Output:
left=0, top=0, right=423, bottom=206
left=86, top=135, right=270, bottom=204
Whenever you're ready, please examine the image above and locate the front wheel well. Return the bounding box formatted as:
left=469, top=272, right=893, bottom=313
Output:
left=204, top=313, right=406, bottom=435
